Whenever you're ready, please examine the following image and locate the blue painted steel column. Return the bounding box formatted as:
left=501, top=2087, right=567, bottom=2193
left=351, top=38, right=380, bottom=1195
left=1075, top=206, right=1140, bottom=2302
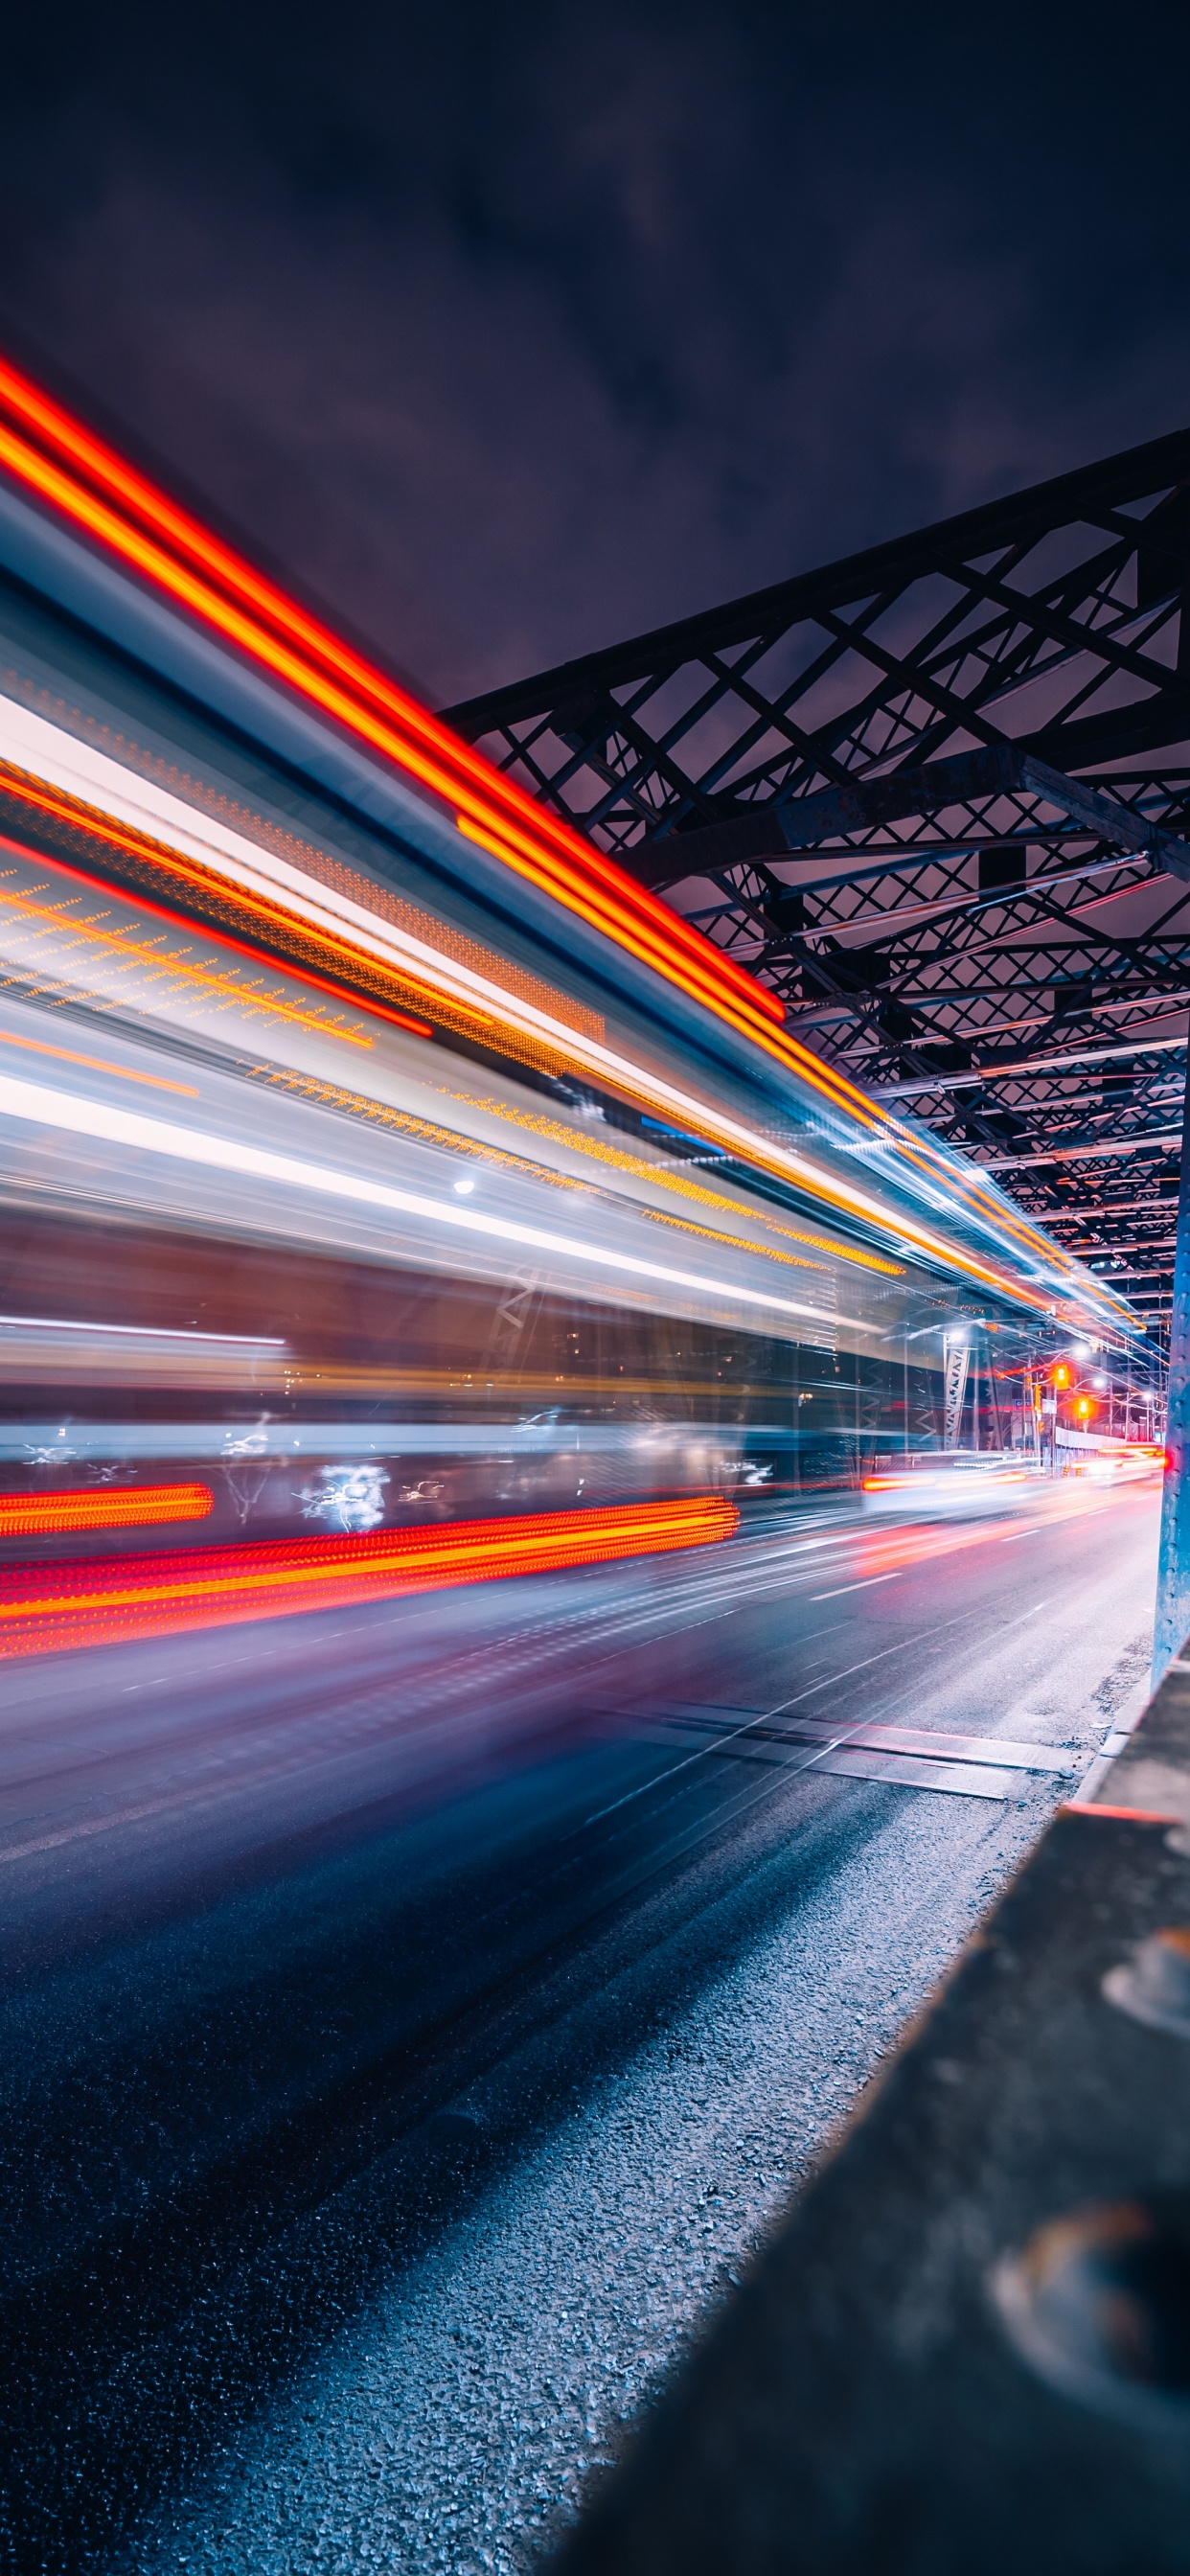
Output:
left=1154, top=1066, right=1190, bottom=1681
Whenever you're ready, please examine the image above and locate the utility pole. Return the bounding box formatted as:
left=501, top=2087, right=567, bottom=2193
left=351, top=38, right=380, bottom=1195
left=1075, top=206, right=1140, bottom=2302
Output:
left=1154, top=1064, right=1190, bottom=1680
left=943, top=1338, right=970, bottom=1451
left=986, top=1345, right=1004, bottom=1453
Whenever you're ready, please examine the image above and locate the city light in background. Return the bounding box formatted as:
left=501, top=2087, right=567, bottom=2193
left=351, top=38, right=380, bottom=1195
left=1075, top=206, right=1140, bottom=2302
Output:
left=0, top=355, right=1163, bottom=1673
left=0, top=16, right=1185, bottom=2569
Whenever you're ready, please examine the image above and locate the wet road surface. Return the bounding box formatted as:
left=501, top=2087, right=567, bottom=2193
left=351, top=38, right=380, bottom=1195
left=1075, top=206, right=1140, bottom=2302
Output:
left=0, top=1480, right=1160, bottom=2569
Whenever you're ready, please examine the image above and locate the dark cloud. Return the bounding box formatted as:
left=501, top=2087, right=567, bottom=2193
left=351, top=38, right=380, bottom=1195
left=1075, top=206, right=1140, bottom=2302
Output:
left=0, top=1, right=1187, bottom=701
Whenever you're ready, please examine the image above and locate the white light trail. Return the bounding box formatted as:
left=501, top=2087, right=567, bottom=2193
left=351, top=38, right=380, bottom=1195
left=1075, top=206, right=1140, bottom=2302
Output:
left=0, top=1314, right=285, bottom=1344
left=0, top=694, right=1125, bottom=1320
left=0, top=1070, right=872, bottom=1332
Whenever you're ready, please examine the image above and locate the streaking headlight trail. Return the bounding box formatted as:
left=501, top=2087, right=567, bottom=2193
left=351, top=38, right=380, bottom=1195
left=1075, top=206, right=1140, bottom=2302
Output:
left=0, top=1071, right=868, bottom=1335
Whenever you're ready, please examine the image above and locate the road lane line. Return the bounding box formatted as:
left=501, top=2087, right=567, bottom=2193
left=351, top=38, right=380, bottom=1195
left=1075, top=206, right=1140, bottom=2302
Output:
left=0, top=1788, right=194, bottom=1863
left=810, top=1575, right=901, bottom=1601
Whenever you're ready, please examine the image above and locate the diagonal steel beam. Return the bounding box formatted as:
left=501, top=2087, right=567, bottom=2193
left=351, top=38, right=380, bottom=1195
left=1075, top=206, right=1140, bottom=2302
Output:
left=443, top=424, right=1190, bottom=738
left=624, top=747, right=1190, bottom=885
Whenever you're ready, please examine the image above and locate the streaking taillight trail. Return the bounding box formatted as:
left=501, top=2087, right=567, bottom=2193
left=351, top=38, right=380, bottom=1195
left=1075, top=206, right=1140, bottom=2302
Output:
left=0, top=1483, right=214, bottom=1537
left=0, top=1493, right=740, bottom=1659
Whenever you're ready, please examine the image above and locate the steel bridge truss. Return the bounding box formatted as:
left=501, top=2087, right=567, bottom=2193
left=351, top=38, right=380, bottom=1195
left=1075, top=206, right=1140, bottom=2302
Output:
left=446, top=429, right=1190, bottom=1331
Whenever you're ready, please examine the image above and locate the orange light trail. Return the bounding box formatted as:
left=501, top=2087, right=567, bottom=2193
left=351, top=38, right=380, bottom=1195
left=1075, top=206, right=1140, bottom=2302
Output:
left=0, top=361, right=782, bottom=1042
left=0, top=1024, right=198, bottom=1094
left=0, top=821, right=1078, bottom=1322
left=453, top=812, right=883, bottom=1128
left=0, top=781, right=960, bottom=1283
left=0, top=1482, right=214, bottom=1537
left=886, top=1126, right=1135, bottom=1300
left=0, top=834, right=1093, bottom=1322
left=0, top=822, right=433, bottom=1046
left=0, top=358, right=1133, bottom=1325
left=0, top=1494, right=738, bottom=1659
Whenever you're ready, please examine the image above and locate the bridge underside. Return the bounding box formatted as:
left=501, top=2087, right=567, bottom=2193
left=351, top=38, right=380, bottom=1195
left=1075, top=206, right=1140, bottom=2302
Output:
left=446, top=430, right=1190, bottom=1342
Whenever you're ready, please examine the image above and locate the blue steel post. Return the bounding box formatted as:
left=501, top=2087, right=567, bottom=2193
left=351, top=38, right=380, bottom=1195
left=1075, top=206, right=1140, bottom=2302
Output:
left=1153, top=1067, right=1190, bottom=1682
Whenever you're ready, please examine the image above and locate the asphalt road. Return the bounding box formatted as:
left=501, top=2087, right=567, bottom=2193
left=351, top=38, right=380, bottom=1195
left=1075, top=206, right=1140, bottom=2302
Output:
left=0, top=1478, right=1161, bottom=2570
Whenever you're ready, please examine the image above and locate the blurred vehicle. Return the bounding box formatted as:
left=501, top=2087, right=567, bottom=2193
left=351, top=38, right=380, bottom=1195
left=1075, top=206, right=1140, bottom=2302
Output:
left=0, top=352, right=1157, bottom=1661
left=1072, top=1443, right=1166, bottom=1485
left=861, top=1453, right=1046, bottom=1518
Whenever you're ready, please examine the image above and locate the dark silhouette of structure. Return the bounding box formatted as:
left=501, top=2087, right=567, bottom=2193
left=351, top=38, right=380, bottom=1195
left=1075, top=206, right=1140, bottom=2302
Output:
left=447, top=430, right=1190, bottom=1337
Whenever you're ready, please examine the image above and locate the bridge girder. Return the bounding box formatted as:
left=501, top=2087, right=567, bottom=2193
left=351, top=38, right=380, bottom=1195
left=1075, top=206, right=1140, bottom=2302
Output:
left=446, top=428, right=1190, bottom=1336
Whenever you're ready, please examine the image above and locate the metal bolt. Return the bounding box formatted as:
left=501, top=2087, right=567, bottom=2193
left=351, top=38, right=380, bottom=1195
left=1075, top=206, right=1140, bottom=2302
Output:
left=992, top=2196, right=1190, bottom=2427
left=1103, top=1926, right=1190, bottom=2036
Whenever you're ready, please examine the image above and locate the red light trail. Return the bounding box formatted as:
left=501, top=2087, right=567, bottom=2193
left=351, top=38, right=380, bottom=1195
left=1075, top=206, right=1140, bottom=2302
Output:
left=0, top=1484, right=214, bottom=1537
left=0, top=1494, right=739, bottom=1658
left=0, top=796, right=434, bottom=1045
left=0, top=359, right=1131, bottom=1323
left=0, top=356, right=784, bottom=1046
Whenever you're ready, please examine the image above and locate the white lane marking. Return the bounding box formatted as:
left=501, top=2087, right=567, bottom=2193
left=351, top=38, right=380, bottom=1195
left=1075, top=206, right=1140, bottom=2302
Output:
left=810, top=1575, right=901, bottom=1601
left=999, top=1525, right=1045, bottom=1541
left=0, top=1789, right=192, bottom=1864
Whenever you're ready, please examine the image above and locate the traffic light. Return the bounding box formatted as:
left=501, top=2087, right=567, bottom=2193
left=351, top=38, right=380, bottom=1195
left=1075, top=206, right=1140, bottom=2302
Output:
left=1051, top=1362, right=1071, bottom=1391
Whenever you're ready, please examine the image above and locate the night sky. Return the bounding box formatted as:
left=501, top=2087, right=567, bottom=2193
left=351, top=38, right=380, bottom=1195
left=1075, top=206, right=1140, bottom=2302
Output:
left=1, top=3, right=1187, bottom=705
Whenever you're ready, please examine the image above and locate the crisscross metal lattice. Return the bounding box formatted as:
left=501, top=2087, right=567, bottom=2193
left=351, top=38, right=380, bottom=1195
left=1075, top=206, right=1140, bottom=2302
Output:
left=446, top=429, right=1190, bottom=1333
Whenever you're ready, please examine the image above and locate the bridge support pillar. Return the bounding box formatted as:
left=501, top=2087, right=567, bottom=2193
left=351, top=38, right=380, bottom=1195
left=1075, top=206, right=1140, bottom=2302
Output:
left=1154, top=1067, right=1190, bottom=1681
